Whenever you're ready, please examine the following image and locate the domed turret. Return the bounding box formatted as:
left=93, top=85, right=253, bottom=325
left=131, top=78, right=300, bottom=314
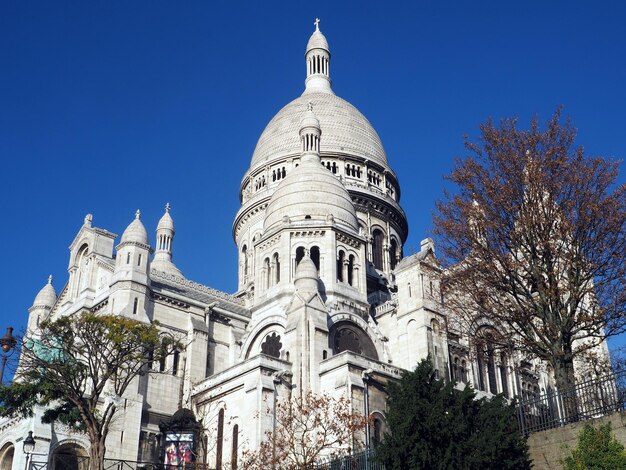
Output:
left=263, top=104, right=358, bottom=232
left=120, top=210, right=149, bottom=245
left=152, top=203, right=183, bottom=277
left=157, top=203, right=175, bottom=232
left=306, top=19, right=329, bottom=52
left=305, top=18, right=332, bottom=94
left=31, top=275, right=57, bottom=309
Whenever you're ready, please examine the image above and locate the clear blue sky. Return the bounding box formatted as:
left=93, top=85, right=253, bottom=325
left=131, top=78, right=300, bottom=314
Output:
left=1, top=1, right=625, bottom=350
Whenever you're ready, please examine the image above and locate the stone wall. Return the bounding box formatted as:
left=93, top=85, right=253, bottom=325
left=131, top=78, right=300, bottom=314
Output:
left=528, top=412, right=626, bottom=469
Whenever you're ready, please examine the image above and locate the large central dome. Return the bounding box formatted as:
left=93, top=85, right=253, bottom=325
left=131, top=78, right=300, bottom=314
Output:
left=250, top=92, right=388, bottom=169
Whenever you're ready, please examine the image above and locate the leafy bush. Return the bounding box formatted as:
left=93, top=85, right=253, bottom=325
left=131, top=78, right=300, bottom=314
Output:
left=563, top=422, right=626, bottom=470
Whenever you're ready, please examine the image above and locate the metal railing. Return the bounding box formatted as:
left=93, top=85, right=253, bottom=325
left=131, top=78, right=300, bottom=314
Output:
left=312, top=449, right=384, bottom=470
left=28, top=459, right=214, bottom=470
left=516, top=369, right=626, bottom=435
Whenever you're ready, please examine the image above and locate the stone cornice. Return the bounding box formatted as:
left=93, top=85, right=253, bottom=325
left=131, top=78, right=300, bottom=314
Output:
left=150, top=269, right=244, bottom=306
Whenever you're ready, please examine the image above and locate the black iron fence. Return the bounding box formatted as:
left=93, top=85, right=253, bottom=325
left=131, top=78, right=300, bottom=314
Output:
left=28, top=458, right=213, bottom=470
left=516, top=369, right=626, bottom=435
left=312, top=449, right=383, bottom=470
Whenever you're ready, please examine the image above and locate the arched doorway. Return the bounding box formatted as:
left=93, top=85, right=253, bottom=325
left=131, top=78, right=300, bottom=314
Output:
left=0, top=443, right=15, bottom=470
left=51, top=443, right=89, bottom=470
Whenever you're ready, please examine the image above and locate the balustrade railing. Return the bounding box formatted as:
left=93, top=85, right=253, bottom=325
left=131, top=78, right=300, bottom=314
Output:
left=516, top=369, right=626, bottom=435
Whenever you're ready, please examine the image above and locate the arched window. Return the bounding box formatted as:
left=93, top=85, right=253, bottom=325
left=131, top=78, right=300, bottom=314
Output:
left=331, top=322, right=378, bottom=360
left=390, top=239, right=398, bottom=270
left=337, top=250, right=345, bottom=282
left=348, top=255, right=355, bottom=286
left=241, top=245, right=248, bottom=279
left=475, top=329, right=501, bottom=394
left=133, top=297, right=138, bottom=315
left=216, top=409, right=224, bottom=470
left=372, top=229, right=384, bottom=270
left=310, top=246, right=320, bottom=271
left=486, top=336, right=498, bottom=394
left=273, top=253, right=280, bottom=284
left=372, top=415, right=385, bottom=448
left=295, top=246, right=305, bottom=266
left=476, top=343, right=485, bottom=391
left=500, top=353, right=509, bottom=398
left=264, top=258, right=271, bottom=289
left=126, top=252, right=131, bottom=265
left=231, top=425, right=239, bottom=470
left=172, top=350, right=180, bottom=375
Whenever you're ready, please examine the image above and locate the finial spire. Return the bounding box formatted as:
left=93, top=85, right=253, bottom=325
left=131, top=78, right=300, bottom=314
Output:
left=314, top=18, right=320, bottom=31
left=48, top=275, right=53, bottom=285
left=165, top=202, right=170, bottom=213
left=135, top=209, right=141, bottom=219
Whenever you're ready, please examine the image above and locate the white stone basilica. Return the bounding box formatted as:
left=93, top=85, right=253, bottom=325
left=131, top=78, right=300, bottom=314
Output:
left=0, top=22, right=564, bottom=470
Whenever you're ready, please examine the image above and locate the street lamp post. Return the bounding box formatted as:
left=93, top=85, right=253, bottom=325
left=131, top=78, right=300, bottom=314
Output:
left=0, top=327, right=17, bottom=384
left=23, top=431, right=36, bottom=470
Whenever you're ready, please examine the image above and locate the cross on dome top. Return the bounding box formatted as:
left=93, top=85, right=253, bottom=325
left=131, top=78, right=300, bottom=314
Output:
left=48, top=275, right=53, bottom=285
left=135, top=209, right=141, bottom=219
left=165, top=202, right=171, bottom=213
left=314, top=18, right=320, bottom=31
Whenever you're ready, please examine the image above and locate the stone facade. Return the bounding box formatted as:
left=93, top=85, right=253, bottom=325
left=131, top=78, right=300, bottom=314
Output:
left=0, top=21, right=610, bottom=470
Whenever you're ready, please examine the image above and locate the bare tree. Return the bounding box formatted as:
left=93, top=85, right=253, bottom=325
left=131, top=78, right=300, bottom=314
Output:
left=434, top=109, right=626, bottom=391
left=241, top=391, right=368, bottom=470
left=0, top=311, right=179, bottom=470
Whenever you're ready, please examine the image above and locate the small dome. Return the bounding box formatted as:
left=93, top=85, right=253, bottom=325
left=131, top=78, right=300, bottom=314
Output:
left=32, top=275, right=57, bottom=308
left=120, top=210, right=149, bottom=245
left=263, top=158, right=358, bottom=232
left=300, top=103, right=321, bottom=130
left=264, top=105, right=358, bottom=232
left=294, top=255, right=318, bottom=292
left=157, top=203, right=175, bottom=232
left=306, top=29, right=329, bottom=53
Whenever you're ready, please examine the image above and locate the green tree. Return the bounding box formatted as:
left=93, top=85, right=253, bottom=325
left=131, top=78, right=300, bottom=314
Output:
left=376, top=358, right=530, bottom=470
left=434, top=109, right=626, bottom=390
left=0, top=312, right=179, bottom=470
left=563, top=422, right=626, bottom=470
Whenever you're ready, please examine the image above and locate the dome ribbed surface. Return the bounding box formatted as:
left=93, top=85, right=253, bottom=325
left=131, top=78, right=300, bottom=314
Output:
left=306, top=30, right=329, bottom=52
left=157, top=211, right=175, bottom=232
left=263, top=158, right=358, bottom=232
left=32, top=279, right=56, bottom=308
left=250, top=92, right=388, bottom=170
left=121, top=217, right=149, bottom=245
